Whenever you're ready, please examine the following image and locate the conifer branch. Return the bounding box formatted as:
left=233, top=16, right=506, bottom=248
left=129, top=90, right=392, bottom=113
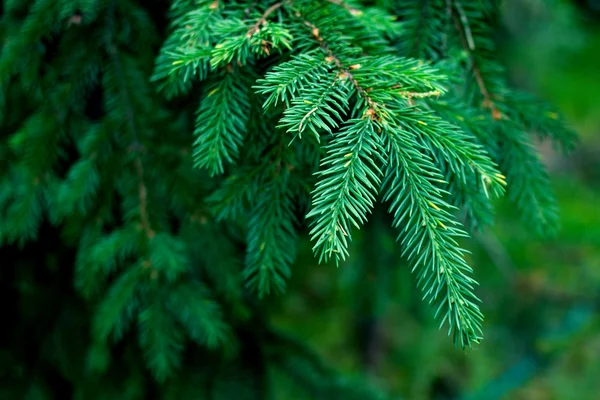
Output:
left=193, top=70, right=251, bottom=175
left=453, top=0, right=475, bottom=51
left=134, top=156, right=155, bottom=239
left=380, top=123, right=483, bottom=348
left=324, top=0, right=362, bottom=16
left=246, top=1, right=289, bottom=38
left=412, top=0, right=430, bottom=56
left=307, top=118, right=385, bottom=263
left=299, top=17, right=380, bottom=116
left=451, top=4, right=500, bottom=119
left=106, top=22, right=155, bottom=239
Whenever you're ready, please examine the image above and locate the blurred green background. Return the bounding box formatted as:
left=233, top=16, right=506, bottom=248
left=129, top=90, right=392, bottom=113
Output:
left=269, top=1, right=600, bottom=398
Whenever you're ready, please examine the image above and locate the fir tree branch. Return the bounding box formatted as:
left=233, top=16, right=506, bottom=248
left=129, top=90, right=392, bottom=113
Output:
left=107, top=2, right=155, bottom=239
left=298, top=16, right=380, bottom=115
left=324, top=0, right=362, bottom=16
left=453, top=0, right=475, bottom=50
left=450, top=3, right=500, bottom=119
left=246, top=1, right=290, bottom=38
left=380, top=123, right=483, bottom=348
left=413, top=0, right=430, bottom=56
left=193, top=70, right=251, bottom=175
left=134, top=156, right=155, bottom=239
left=307, top=118, right=385, bottom=264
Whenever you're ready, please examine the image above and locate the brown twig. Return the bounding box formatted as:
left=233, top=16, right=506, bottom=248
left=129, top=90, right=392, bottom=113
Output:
left=453, top=0, right=475, bottom=50
left=325, top=0, right=362, bottom=15
left=302, top=19, right=380, bottom=118
left=134, top=156, right=155, bottom=239
left=107, top=2, right=155, bottom=240
left=451, top=9, right=501, bottom=119
left=246, top=1, right=289, bottom=38
left=397, top=90, right=442, bottom=99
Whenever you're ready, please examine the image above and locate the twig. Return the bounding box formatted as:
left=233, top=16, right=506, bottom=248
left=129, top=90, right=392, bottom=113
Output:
left=299, top=107, right=318, bottom=132
left=134, top=157, right=155, bottom=239
left=107, top=2, right=155, bottom=240
left=453, top=0, right=475, bottom=50
left=325, top=0, right=362, bottom=15
left=397, top=90, right=442, bottom=99
left=301, top=19, right=380, bottom=117
left=246, top=1, right=289, bottom=38
left=451, top=9, right=501, bottom=119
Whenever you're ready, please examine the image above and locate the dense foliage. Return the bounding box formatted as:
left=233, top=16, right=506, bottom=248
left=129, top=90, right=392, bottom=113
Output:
left=0, top=0, right=579, bottom=398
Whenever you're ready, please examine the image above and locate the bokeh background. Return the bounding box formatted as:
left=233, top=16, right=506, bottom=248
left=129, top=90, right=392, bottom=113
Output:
left=268, top=0, right=600, bottom=398
left=2, top=1, right=598, bottom=399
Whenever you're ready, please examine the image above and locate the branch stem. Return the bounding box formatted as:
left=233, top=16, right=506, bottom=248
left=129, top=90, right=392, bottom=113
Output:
left=300, top=18, right=379, bottom=117
left=108, top=2, right=155, bottom=239
left=325, top=0, right=362, bottom=15
left=451, top=10, right=500, bottom=119
left=246, top=1, right=289, bottom=38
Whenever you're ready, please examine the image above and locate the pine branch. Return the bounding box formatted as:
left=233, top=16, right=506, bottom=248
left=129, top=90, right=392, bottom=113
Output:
left=106, top=6, right=156, bottom=239
left=246, top=1, right=289, bottom=38
left=499, top=128, right=559, bottom=237
left=93, top=265, right=143, bottom=342
left=139, top=292, right=184, bottom=382
left=380, top=122, right=483, bottom=348
left=278, top=73, right=351, bottom=140
left=193, top=70, right=251, bottom=175
left=168, top=281, right=230, bottom=349
left=244, top=176, right=297, bottom=295
left=307, top=118, right=384, bottom=264
left=324, top=0, right=362, bottom=16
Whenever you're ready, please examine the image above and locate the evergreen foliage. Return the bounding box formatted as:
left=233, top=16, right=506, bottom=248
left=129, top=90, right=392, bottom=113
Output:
left=0, top=0, right=576, bottom=397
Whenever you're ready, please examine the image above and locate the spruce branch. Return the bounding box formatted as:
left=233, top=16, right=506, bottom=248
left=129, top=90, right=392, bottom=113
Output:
left=396, top=0, right=446, bottom=58
left=254, top=50, right=330, bottom=109
left=324, top=0, right=362, bottom=16
left=93, top=265, right=143, bottom=342
left=168, top=281, right=230, bottom=349
left=298, top=15, right=381, bottom=115
left=307, top=118, right=385, bottom=264
left=278, top=73, right=351, bottom=140
left=193, top=70, right=251, bottom=175
left=450, top=3, right=500, bottom=119
left=499, top=128, right=560, bottom=237
left=393, top=103, right=506, bottom=197
left=139, top=293, right=184, bottom=382
left=412, top=0, right=431, bottom=56
left=244, top=177, right=297, bottom=295
left=380, top=123, right=483, bottom=348
left=246, top=1, right=289, bottom=38
left=106, top=4, right=155, bottom=239
left=134, top=156, right=155, bottom=239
